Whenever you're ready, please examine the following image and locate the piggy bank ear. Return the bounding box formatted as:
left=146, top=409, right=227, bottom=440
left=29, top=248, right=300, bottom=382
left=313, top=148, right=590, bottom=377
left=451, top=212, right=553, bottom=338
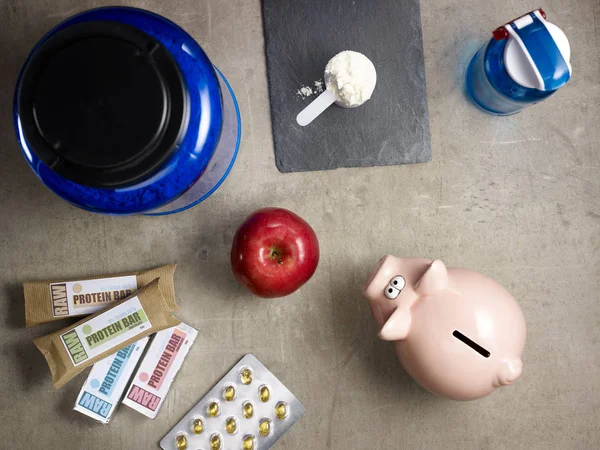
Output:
left=378, top=307, right=411, bottom=341
left=414, top=260, right=448, bottom=296
left=495, top=358, right=523, bottom=387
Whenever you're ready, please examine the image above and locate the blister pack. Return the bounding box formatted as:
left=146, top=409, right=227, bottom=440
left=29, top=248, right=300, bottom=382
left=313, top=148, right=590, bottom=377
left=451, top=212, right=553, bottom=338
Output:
left=160, top=354, right=304, bottom=450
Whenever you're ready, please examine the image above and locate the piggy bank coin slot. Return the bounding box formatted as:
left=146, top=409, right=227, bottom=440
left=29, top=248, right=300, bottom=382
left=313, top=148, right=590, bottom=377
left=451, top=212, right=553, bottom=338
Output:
left=452, top=330, right=490, bottom=358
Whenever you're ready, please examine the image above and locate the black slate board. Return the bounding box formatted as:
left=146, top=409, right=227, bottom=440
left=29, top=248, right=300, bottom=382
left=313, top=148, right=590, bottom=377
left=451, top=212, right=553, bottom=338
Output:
left=262, top=0, right=431, bottom=173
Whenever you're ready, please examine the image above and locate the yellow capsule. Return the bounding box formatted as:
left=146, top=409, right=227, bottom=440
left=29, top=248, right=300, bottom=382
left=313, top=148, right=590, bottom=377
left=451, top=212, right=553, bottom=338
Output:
left=208, top=401, right=220, bottom=417
left=224, top=385, right=236, bottom=401
left=210, top=433, right=222, bottom=450
left=240, top=368, right=253, bottom=385
left=259, top=418, right=272, bottom=437
left=242, top=401, right=254, bottom=419
left=225, top=417, right=238, bottom=435
left=242, top=435, right=255, bottom=450
left=275, top=402, right=288, bottom=420
left=175, top=435, right=187, bottom=450
left=259, top=385, right=270, bottom=402
left=192, top=418, right=204, bottom=434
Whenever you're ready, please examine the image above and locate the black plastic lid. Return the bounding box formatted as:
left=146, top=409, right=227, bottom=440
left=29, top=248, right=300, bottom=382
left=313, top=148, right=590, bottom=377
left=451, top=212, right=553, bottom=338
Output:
left=17, top=21, right=186, bottom=188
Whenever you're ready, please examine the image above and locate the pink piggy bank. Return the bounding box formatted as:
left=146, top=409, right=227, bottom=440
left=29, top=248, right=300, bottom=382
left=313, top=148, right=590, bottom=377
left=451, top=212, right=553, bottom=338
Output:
left=362, top=256, right=526, bottom=401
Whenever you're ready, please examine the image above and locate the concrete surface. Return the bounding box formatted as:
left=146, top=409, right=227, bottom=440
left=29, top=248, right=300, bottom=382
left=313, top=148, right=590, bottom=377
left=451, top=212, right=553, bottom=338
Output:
left=0, top=0, right=598, bottom=449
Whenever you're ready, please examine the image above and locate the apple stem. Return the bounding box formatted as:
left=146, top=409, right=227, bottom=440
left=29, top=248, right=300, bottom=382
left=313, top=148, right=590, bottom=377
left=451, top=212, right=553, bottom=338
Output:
left=270, top=249, right=283, bottom=265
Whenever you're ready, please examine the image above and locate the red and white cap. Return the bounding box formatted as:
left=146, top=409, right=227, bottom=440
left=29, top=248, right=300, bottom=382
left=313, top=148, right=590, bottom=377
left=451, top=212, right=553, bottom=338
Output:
left=493, top=9, right=572, bottom=91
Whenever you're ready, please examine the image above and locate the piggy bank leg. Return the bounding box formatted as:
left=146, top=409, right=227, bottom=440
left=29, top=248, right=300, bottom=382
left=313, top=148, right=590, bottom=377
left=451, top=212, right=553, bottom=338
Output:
left=495, top=357, right=523, bottom=386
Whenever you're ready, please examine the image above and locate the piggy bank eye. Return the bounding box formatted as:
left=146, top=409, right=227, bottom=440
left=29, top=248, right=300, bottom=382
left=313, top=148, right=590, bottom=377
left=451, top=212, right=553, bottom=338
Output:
left=384, top=285, right=400, bottom=299
left=390, top=276, right=406, bottom=290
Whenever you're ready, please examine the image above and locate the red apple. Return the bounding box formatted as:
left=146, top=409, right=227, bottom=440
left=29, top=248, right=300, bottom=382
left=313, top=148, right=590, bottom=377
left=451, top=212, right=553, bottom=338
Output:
left=230, top=207, right=320, bottom=298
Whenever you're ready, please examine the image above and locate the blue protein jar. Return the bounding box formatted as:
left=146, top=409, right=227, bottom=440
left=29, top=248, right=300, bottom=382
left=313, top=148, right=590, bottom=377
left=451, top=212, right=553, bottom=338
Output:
left=466, top=9, right=571, bottom=115
left=14, top=7, right=240, bottom=215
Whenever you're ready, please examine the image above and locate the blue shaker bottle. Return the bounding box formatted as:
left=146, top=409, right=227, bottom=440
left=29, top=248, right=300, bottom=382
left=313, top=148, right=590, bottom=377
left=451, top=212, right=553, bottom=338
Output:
left=14, top=7, right=241, bottom=215
left=466, top=9, right=571, bottom=115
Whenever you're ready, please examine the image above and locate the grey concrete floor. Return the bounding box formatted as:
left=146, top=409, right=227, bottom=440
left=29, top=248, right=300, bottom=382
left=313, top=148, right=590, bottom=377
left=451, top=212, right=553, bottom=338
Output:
left=0, top=0, right=599, bottom=449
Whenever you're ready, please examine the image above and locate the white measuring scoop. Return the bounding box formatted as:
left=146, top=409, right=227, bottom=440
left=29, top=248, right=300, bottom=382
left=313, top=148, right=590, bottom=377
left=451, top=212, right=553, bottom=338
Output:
left=296, top=51, right=377, bottom=127
left=296, top=89, right=337, bottom=127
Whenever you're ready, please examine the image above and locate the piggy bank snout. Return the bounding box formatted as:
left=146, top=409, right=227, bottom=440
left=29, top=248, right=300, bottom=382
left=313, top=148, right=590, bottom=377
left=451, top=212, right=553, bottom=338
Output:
left=496, top=358, right=523, bottom=386
left=362, top=255, right=395, bottom=300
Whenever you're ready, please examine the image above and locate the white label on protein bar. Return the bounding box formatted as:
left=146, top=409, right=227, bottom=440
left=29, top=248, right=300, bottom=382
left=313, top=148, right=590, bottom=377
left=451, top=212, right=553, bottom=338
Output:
left=122, top=323, right=198, bottom=419
left=60, top=296, right=151, bottom=367
left=73, top=337, right=149, bottom=424
left=50, top=275, right=138, bottom=317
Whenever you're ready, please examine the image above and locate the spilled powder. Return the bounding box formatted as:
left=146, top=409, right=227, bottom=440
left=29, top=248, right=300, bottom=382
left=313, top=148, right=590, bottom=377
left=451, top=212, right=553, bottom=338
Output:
left=296, top=79, right=324, bottom=99
left=297, top=85, right=313, bottom=98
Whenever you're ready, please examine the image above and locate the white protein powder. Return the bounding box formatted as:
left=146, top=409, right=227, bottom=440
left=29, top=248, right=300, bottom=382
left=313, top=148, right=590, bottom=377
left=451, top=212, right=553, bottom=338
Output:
left=297, top=85, right=313, bottom=98
left=324, top=51, right=377, bottom=107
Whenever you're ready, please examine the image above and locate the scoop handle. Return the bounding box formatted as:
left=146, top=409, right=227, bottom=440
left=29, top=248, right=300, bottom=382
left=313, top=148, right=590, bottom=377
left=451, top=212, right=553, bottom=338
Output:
left=296, top=90, right=336, bottom=126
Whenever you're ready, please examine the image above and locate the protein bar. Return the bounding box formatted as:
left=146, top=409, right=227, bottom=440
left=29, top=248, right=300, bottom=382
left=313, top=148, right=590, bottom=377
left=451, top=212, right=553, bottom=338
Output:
left=23, top=264, right=177, bottom=327
left=33, top=279, right=180, bottom=389
left=123, top=323, right=197, bottom=419
left=74, top=337, right=149, bottom=424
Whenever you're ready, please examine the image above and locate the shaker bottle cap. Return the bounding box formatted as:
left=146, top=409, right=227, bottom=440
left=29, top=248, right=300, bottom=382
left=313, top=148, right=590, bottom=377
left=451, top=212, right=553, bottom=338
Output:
left=499, top=10, right=571, bottom=91
left=17, top=21, right=187, bottom=188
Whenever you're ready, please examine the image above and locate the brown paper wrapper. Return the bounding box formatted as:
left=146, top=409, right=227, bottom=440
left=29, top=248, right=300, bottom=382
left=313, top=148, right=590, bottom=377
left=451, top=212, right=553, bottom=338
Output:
left=33, top=279, right=180, bottom=389
left=23, top=264, right=177, bottom=327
